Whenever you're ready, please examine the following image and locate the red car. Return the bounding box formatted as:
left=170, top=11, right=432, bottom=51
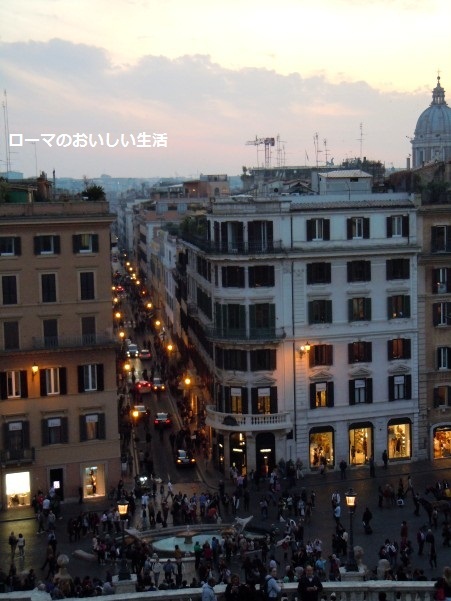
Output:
left=134, top=380, right=152, bottom=392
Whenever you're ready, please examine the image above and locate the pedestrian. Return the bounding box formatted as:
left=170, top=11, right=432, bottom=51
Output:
left=382, top=449, right=388, bottom=469
left=152, top=556, right=162, bottom=587
left=362, top=507, right=373, bottom=530
left=413, top=493, right=420, bottom=516
left=333, top=503, right=341, bottom=525
left=202, top=576, right=217, bottom=601
left=17, top=534, right=25, bottom=559
left=434, top=566, right=451, bottom=601
left=339, top=459, right=347, bottom=480
left=297, top=564, right=323, bottom=601
left=264, top=567, right=283, bottom=600
left=369, top=457, right=376, bottom=477
left=417, top=527, right=425, bottom=556
left=8, top=532, right=17, bottom=560
left=224, top=573, right=248, bottom=601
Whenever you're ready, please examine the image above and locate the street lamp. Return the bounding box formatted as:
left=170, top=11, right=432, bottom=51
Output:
left=117, top=496, right=131, bottom=580
left=345, top=488, right=359, bottom=572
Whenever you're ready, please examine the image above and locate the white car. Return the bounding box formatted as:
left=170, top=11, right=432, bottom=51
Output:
left=126, top=343, right=139, bottom=358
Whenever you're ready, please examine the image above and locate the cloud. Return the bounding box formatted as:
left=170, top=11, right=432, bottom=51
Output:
left=0, top=39, right=422, bottom=177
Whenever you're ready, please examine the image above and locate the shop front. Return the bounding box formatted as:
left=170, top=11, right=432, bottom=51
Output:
left=230, top=432, right=247, bottom=475
left=82, top=464, right=106, bottom=499
left=256, top=432, right=275, bottom=478
left=5, top=471, right=31, bottom=509
left=433, top=425, right=451, bottom=459
left=309, top=426, right=334, bottom=470
left=349, top=422, right=373, bottom=465
left=387, top=418, right=412, bottom=460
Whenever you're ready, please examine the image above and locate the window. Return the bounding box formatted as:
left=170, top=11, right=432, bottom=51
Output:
left=386, top=259, right=410, bottom=280
left=387, top=215, right=409, bottom=238
left=248, top=221, right=274, bottom=252
left=3, top=421, right=30, bottom=459
left=81, top=316, right=96, bottom=344
left=0, top=370, right=28, bottom=399
left=388, top=375, right=411, bottom=401
left=349, top=378, right=373, bottom=405
left=249, top=303, right=275, bottom=337
left=251, top=386, right=277, bottom=414
left=73, top=233, right=99, bottom=254
left=80, top=272, right=95, bottom=300
left=80, top=414, right=106, bottom=441
left=347, top=217, right=369, bottom=240
left=438, top=347, right=451, bottom=370
left=432, top=268, right=451, bottom=294
left=431, top=226, right=451, bottom=253
left=1, top=275, right=17, bottom=305
left=250, top=349, right=276, bottom=371
left=0, top=237, right=21, bottom=256
left=434, top=386, right=451, bottom=408
left=347, top=261, right=371, bottom=283
left=309, top=345, right=333, bottom=367
left=348, top=341, right=372, bottom=363
left=215, top=303, right=246, bottom=336
left=223, top=386, right=249, bottom=413
left=41, top=273, right=57, bottom=303
left=348, top=297, right=371, bottom=321
left=308, top=300, right=332, bottom=324
left=34, top=235, right=60, bottom=255
left=43, top=319, right=58, bottom=348
left=78, top=364, right=104, bottom=392
left=307, top=263, right=331, bottom=285
left=40, top=367, right=67, bottom=396
left=306, top=218, right=330, bottom=241
left=222, top=266, right=245, bottom=288
left=387, top=295, right=410, bottom=319
left=248, top=265, right=275, bottom=287
left=223, top=350, right=247, bottom=371
left=231, top=389, right=243, bottom=414
left=433, top=302, right=451, bottom=326
left=3, top=321, right=19, bottom=350
left=310, top=382, right=334, bottom=408
left=387, top=338, right=411, bottom=360
left=42, top=417, right=68, bottom=445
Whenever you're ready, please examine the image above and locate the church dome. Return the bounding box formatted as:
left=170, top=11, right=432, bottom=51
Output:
left=412, top=77, right=451, bottom=167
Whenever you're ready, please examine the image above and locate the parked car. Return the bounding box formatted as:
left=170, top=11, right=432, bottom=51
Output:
left=175, top=449, right=196, bottom=467
left=153, top=412, right=172, bottom=428
left=126, top=343, right=139, bottom=358
left=152, top=377, right=166, bottom=393
left=139, top=348, right=151, bottom=359
left=134, top=380, right=152, bottom=393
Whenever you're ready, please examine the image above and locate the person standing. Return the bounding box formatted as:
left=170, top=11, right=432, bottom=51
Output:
left=297, top=564, right=323, bottom=601
left=369, top=457, right=376, bottom=477
left=17, top=534, right=25, bottom=559
left=382, top=449, right=388, bottom=469
left=362, top=507, right=373, bottom=531
left=202, top=577, right=217, bottom=601
left=264, top=567, right=282, bottom=600
left=8, top=532, right=17, bottom=561
left=339, top=459, right=347, bottom=480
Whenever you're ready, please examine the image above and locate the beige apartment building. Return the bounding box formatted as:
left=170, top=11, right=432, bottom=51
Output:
left=0, top=199, right=120, bottom=510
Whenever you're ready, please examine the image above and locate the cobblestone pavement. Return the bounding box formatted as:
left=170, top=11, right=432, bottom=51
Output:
left=1, top=455, right=451, bottom=586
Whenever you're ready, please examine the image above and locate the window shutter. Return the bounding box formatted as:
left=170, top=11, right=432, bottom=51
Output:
left=242, top=388, right=248, bottom=414
left=269, top=349, right=276, bottom=370
left=387, top=297, right=392, bottom=319
left=386, top=260, right=393, bottom=280
left=72, top=234, right=80, bottom=253
left=41, top=419, right=48, bottom=446
left=405, top=339, right=411, bottom=359
left=348, top=344, right=353, bottom=364
left=79, top=415, right=87, bottom=442
left=366, top=342, right=372, bottom=362
left=323, top=220, right=330, bottom=241
left=308, top=301, right=314, bottom=324
left=3, top=423, right=9, bottom=446
left=22, top=421, right=30, bottom=448
left=92, top=234, right=99, bottom=252
left=403, top=296, right=411, bottom=317
left=15, top=237, right=21, bottom=256
left=325, top=263, right=331, bottom=283
left=432, top=269, right=439, bottom=294
left=365, top=298, right=372, bottom=320
left=59, top=367, right=67, bottom=395
left=309, top=384, right=316, bottom=409
left=40, top=370, right=47, bottom=396
left=388, top=376, right=394, bottom=401
left=447, top=269, right=451, bottom=293
left=405, top=375, right=412, bottom=400
left=347, top=262, right=352, bottom=282
left=326, top=345, right=333, bottom=365
left=77, top=366, right=85, bottom=392
left=326, top=300, right=332, bottom=322
left=269, top=387, right=278, bottom=413
left=306, top=220, right=313, bottom=241
left=251, top=388, right=258, bottom=413
left=326, top=382, right=334, bottom=407
left=33, top=236, right=41, bottom=255
left=387, top=340, right=393, bottom=360
left=433, top=304, right=442, bottom=326
left=61, top=417, right=69, bottom=443
left=348, top=299, right=353, bottom=322
left=349, top=380, right=355, bottom=405
left=366, top=379, right=373, bottom=403
left=307, top=264, right=313, bottom=284
left=0, top=372, right=7, bottom=399
left=97, top=364, right=104, bottom=391
left=20, top=370, right=28, bottom=398
left=364, top=261, right=371, bottom=281
left=346, top=219, right=352, bottom=240
left=386, top=216, right=392, bottom=238
left=363, top=218, right=370, bottom=239
left=98, top=413, right=106, bottom=439
left=224, top=387, right=231, bottom=413
left=54, top=236, right=61, bottom=254
left=402, top=216, right=409, bottom=237
left=437, top=348, right=442, bottom=369
left=309, top=350, right=315, bottom=368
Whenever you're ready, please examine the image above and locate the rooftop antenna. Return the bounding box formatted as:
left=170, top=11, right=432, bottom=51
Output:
left=245, top=136, right=276, bottom=168
left=313, top=132, right=322, bottom=168
left=358, top=122, right=364, bottom=162
left=323, top=138, right=330, bottom=166
left=2, top=90, right=11, bottom=174
left=276, top=134, right=286, bottom=168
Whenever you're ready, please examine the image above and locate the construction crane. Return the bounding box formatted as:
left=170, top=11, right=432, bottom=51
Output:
left=245, top=136, right=275, bottom=169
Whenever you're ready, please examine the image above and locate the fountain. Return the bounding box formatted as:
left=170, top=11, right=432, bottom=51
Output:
left=183, top=526, right=195, bottom=545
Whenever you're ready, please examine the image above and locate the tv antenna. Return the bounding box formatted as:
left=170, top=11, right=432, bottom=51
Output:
left=245, top=136, right=276, bottom=168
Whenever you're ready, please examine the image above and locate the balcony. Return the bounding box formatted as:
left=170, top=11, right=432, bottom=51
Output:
left=206, top=405, right=292, bottom=432
left=31, top=334, right=116, bottom=351
left=204, top=326, right=285, bottom=344
left=182, top=235, right=285, bottom=256
left=0, top=447, right=35, bottom=466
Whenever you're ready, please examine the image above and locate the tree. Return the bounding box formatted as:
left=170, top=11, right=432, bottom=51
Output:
left=84, top=184, right=106, bottom=201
